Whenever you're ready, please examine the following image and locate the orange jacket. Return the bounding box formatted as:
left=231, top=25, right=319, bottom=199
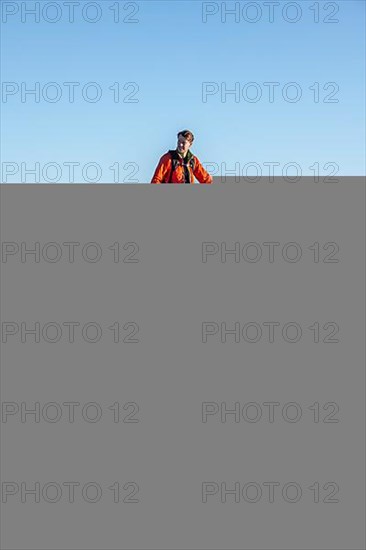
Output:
left=151, top=150, right=213, bottom=184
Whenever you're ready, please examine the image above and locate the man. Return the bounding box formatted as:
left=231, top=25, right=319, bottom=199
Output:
left=151, top=130, right=213, bottom=184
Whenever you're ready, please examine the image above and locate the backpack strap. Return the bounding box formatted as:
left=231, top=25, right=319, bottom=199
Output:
left=168, top=150, right=179, bottom=183
left=168, top=150, right=196, bottom=183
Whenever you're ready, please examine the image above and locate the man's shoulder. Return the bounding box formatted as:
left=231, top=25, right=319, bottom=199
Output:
left=159, top=151, right=174, bottom=162
left=191, top=153, right=200, bottom=165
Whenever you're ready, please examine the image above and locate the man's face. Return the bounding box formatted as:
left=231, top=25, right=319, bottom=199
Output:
left=177, top=135, right=192, bottom=155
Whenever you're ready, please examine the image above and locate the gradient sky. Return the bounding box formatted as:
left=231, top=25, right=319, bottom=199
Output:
left=1, top=0, right=365, bottom=182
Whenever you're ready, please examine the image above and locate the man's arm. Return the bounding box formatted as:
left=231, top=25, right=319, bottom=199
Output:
left=151, top=154, right=170, bottom=183
left=193, top=157, right=213, bottom=184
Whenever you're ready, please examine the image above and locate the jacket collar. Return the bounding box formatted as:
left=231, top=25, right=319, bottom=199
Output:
left=171, top=149, right=193, bottom=163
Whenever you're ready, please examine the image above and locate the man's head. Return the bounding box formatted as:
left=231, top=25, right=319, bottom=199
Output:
left=177, top=130, right=194, bottom=157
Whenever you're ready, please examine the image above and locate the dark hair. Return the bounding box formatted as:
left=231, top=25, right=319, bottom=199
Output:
left=177, top=130, right=194, bottom=144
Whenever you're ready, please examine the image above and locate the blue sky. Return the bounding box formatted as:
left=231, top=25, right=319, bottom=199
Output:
left=1, top=0, right=365, bottom=182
